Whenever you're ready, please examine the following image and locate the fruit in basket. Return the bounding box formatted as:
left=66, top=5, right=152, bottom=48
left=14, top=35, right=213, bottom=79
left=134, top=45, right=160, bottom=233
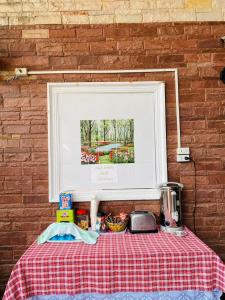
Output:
left=106, top=213, right=129, bottom=232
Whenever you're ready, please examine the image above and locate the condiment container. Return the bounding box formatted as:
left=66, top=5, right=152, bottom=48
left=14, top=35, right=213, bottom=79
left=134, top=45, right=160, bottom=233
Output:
left=59, top=192, right=73, bottom=210
left=96, top=212, right=107, bottom=233
left=76, top=209, right=89, bottom=230
left=56, top=209, right=74, bottom=223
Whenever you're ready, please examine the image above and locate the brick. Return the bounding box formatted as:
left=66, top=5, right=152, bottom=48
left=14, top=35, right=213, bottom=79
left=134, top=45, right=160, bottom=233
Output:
left=103, top=26, right=130, bottom=39
left=23, top=195, right=48, bottom=204
left=158, top=54, right=184, bottom=63
left=7, top=139, right=20, bottom=149
left=213, top=53, right=225, bottom=62
left=0, top=264, right=14, bottom=280
left=10, top=232, right=27, bottom=245
left=62, top=14, right=89, bottom=25
left=158, top=25, right=184, bottom=35
left=117, top=40, right=143, bottom=51
left=0, top=85, right=20, bottom=97
left=21, top=111, right=46, bottom=120
left=208, top=174, right=225, bottom=184
left=0, top=3, right=22, bottom=13
left=89, top=15, right=114, bottom=25
left=36, top=42, right=63, bottom=56
left=130, top=25, right=157, bottom=37
left=185, top=53, right=211, bottom=63
left=12, top=222, right=39, bottom=231
left=34, top=13, right=61, bottom=25
left=4, top=180, right=22, bottom=193
left=50, top=56, right=78, bottom=68
left=130, top=55, right=157, bottom=67
left=9, top=41, right=36, bottom=54
left=49, top=29, right=76, bottom=38
left=22, top=29, right=49, bottom=39
left=32, top=180, right=48, bottom=193
left=30, top=97, right=46, bottom=107
left=0, top=112, right=20, bottom=121
left=31, top=152, right=47, bottom=162
left=212, top=24, right=225, bottom=35
left=21, top=138, right=47, bottom=149
left=77, top=55, right=100, bottom=66
left=0, top=15, right=8, bottom=26
left=196, top=11, right=223, bottom=22
left=0, top=43, right=8, bottom=57
left=198, top=39, right=223, bottom=48
left=199, top=66, right=219, bottom=78
left=144, top=39, right=171, bottom=50
left=75, top=0, right=102, bottom=10
left=48, top=0, right=73, bottom=11
left=0, top=57, right=23, bottom=69
left=0, top=195, right=22, bottom=204
left=21, top=83, right=47, bottom=98
left=76, top=27, right=103, bottom=37
left=4, top=97, right=30, bottom=108
left=0, top=222, right=11, bottom=232
left=206, top=92, right=225, bottom=101
left=4, top=153, right=30, bottom=162
left=30, top=125, right=47, bottom=134
left=129, top=0, right=155, bottom=9
left=0, top=247, right=13, bottom=261
left=115, top=14, right=142, bottom=23
left=13, top=248, right=27, bottom=260
left=185, top=0, right=212, bottom=9
left=63, top=42, right=89, bottom=55
left=22, top=56, right=49, bottom=67
left=23, top=207, right=52, bottom=218
left=90, top=41, right=117, bottom=54
left=207, top=120, right=225, bottom=130
left=171, top=39, right=198, bottom=49
left=4, top=125, right=30, bottom=134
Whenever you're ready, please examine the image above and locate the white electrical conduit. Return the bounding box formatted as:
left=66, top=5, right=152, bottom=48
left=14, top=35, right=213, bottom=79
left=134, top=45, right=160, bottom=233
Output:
left=14, top=67, right=181, bottom=148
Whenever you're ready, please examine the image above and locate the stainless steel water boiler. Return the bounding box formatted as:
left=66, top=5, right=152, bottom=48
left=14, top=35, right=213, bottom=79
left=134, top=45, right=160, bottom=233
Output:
left=159, top=182, right=184, bottom=233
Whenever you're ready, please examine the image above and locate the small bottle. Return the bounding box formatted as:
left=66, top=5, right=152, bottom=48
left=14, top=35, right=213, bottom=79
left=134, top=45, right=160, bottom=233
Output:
left=96, top=212, right=107, bottom=233
left=76, top=209, right=89, bottom=230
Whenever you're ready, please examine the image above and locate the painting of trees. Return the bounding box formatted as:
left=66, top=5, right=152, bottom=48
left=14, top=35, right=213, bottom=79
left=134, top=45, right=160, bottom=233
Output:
left=80, top=119, right=135, bottom=164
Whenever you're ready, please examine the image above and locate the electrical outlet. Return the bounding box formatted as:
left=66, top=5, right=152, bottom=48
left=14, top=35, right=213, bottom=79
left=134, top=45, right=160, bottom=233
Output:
left=15, top=68, right=28, bottom=76
left=177, top=147, right=190, bottom=155
left=177, top=155, right=191, bottom=162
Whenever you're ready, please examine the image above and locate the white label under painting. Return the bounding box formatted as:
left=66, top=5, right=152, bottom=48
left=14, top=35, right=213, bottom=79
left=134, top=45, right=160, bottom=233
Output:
left=91, top=164, right=118, bottom=184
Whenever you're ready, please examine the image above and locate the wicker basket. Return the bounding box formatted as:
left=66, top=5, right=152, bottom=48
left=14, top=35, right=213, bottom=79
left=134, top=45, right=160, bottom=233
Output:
left=106, top=217, right=128, bottom=232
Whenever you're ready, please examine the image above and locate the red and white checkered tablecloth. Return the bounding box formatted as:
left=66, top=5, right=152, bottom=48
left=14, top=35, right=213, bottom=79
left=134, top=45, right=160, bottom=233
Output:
left=3, top=228, right=225, bottom=300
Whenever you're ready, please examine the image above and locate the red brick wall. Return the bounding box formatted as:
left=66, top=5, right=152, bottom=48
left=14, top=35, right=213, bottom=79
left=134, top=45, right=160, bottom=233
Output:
left=0, top=22, right=225, bottom=297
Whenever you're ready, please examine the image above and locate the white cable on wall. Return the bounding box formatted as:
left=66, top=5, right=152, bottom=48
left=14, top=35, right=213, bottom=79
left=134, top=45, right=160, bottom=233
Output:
left=14, top=67, right=182, bottom=148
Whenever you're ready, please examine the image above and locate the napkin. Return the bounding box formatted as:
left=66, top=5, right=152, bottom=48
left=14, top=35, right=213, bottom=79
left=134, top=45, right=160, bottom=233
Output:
left=37, top=222, right=99, bottom=245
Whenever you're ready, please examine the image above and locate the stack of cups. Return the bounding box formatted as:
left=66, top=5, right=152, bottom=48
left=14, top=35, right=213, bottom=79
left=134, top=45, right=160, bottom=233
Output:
left=90, top=195, right=100, bottom=231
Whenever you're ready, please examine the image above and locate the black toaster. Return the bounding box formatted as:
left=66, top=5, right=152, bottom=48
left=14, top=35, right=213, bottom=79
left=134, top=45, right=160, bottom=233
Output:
left=129, top=211, right=158, bottom=234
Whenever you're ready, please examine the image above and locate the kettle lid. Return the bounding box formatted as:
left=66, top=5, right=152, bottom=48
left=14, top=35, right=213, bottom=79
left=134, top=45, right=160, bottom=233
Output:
left=158, top=182, right=184, bottom=190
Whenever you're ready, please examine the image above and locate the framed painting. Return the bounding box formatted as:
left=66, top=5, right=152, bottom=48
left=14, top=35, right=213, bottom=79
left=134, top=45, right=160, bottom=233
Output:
left=48, top=82, right=167, bottom=202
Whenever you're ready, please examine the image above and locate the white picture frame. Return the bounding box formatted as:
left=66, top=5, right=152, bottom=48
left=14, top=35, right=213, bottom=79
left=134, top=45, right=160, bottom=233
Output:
left=48, top=82, right=167, bottom=202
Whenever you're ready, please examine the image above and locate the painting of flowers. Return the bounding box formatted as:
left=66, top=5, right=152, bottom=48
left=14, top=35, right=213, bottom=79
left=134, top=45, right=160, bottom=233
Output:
left=80, top=119, right=135, bottom=164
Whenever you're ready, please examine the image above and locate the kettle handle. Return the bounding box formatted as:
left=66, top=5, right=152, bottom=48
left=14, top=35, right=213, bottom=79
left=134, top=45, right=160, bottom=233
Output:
left=167, top=182, right=184, bottom=189
left=158, top=182, right=184, bottom=190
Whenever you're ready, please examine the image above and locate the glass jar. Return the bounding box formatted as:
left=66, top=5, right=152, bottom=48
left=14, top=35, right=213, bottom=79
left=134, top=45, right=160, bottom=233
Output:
left=76, top=209, right=89, bottom=230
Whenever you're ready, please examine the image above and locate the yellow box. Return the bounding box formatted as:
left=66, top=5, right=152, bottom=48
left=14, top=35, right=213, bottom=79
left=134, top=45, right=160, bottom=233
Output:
left=56, top=210, right=74, bottom=223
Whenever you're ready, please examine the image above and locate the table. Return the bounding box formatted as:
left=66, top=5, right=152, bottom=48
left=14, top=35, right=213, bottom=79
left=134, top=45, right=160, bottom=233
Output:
left=3, top=228, right=225, bottom=300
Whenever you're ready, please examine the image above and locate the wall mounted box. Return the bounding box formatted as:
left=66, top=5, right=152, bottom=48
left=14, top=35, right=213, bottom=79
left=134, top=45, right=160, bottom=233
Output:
left=56, top=210, right=74, bottom=223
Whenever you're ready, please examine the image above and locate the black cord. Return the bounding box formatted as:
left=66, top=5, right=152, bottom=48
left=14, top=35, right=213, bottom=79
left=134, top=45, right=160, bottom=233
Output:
left=190, top=158, right=197, bottom=234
